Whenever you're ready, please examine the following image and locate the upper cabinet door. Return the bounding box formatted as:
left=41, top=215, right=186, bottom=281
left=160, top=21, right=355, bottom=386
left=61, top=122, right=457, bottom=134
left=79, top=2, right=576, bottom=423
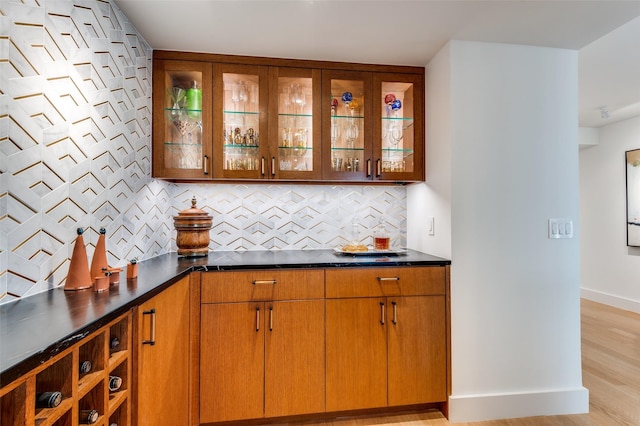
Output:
left=213, top=64, right=269, bottom=179
left=322, top=70, right=373, bottom=182
left=373, top=73, right=425, bottom=182
left=269, top=67, right=322, bottom=181
left=152, top=60, right=213, bottom=179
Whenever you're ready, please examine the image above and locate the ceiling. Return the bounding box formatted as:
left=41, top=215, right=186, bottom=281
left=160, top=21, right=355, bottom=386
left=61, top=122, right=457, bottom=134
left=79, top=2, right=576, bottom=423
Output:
left=114, top=0, right=640, bottom=128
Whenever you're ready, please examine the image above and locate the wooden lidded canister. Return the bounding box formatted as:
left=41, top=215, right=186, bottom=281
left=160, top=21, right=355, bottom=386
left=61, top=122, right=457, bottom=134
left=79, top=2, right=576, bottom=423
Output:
left=174, top=197, right=212, bottom=257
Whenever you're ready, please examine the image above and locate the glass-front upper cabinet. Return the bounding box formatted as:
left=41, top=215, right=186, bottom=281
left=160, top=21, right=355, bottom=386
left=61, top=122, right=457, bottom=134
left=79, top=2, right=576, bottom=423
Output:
left=322, top=70, right=372, bottom=181
left=269, top=68, right=321, bottom=180
left=152, top=60, right=213, bottom=179
left=213, top=64, right=268, bottom=179
left=373, top=73, right=424, bottom=181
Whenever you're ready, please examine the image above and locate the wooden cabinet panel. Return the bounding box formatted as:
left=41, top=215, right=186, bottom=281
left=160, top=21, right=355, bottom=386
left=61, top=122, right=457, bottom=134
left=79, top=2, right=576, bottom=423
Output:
left=325, top=298, right=387, bottom=411
left=387, top=296, right=447, bottom=406
left=135, top=277, right=190, bottom=426
left=265, top=300, right=325, bottom=417
left=201, top=269, right=324, bottom=303
left=200, top=302, right=265, bottom=423
left=325, top=267, right=445, bottom=298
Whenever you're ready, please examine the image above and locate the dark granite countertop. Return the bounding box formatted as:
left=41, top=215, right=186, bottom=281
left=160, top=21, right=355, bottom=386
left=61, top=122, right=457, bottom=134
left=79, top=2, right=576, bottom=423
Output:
left=0, top=249, right=449, bottom=387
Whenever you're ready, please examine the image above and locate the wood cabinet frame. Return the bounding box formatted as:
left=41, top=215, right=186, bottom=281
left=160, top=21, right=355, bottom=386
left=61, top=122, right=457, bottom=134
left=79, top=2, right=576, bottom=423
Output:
left=153, top=50, right=425, bottom=183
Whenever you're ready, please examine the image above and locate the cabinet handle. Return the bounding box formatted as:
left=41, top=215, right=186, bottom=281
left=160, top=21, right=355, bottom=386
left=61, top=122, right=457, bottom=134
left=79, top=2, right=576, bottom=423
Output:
left=269, top=307, right=273, bottom=331
left=256, top=307, right=260, bottom=332
left=366, top=159, right=372, bottom=178
left=376, top=159, right=382, bottom=177
left=380, top=302, right=385, bottom=325
left=203, top=155, right=209, bottom=175
left=142, top=308, right=156, bottom=345
left=377, top=276, right=400, bottom=282
left=271, top=157, right=276, bottom=177
left=261, top=157, right=265, bottom=176
left=252, top=279, right=277, bottom=285
left=392, top=301, right=397, bottom=325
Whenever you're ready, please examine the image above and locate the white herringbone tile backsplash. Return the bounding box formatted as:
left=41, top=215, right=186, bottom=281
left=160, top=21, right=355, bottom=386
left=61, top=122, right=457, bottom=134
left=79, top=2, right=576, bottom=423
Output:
left=0, top=0, right=407, bottom=304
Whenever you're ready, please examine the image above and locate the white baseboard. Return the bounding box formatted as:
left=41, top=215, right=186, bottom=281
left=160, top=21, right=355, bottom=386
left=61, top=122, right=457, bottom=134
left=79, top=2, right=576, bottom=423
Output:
left=581, top=288, right=640, bottom=314
left=448, top=387, right=589, bottom=423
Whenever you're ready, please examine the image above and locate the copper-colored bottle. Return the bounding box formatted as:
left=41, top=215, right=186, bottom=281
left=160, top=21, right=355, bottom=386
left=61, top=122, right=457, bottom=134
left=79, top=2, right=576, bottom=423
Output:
left=65, top=228, right=92, bottom=291
left=90, top=228, right=108, bottom=284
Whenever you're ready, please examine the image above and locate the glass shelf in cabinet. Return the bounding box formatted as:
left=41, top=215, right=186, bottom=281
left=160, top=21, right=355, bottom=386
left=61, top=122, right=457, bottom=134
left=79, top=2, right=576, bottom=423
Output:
left=331, top=147, right=365, bottom=152
left=382, top=147, right=414, bottom=153
left=223, top=110, right=260, bottom=116
left=331, top=114, right=365, bottom=120
left=278, top=113, right=313, bottom=118
left=223, top=143, right=259, bottom=149
left=278, top=145, right=313, bottom=150
left=164, top=141, right=203, bottom=147
left=164, top=108, right=203, bottom=119
left=382, top=117, right=414, bottom=129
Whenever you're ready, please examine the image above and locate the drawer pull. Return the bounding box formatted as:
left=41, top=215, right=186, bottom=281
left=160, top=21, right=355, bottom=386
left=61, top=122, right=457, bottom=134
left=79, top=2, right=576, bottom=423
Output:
left=256, top=307, right=260, bottom=332
left=392, top=301, right=397, bottom=324
left=380, top=302, right=385, bottom=325
left=377, top=277, right=400, bottom=282
left=142, top=309, right=156, bottom=345
left=253, top=280, right=277, bottom=285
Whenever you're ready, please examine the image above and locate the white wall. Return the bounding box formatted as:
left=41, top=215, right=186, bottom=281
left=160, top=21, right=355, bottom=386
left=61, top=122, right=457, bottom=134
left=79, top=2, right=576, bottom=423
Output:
left=408, top=40, right=588, bottom=422
left=580, top=116, right=640, bottom=313
left=407, top=46, right=451, bottom=259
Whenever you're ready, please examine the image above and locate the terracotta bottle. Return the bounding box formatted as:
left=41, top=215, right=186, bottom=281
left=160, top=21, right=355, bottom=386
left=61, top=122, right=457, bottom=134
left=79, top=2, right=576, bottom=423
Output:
left=90, top=228, right=108, bottom=284
left=65, top=228, right=92, bottom=291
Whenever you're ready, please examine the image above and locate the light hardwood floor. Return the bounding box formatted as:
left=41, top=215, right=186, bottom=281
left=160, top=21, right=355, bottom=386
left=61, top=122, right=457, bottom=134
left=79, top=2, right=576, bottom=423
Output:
left=280, top=299, right=640, bottom=426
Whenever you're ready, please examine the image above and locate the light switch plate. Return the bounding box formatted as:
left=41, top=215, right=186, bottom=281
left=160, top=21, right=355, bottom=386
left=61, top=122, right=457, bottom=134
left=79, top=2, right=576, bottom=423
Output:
left=427, top=217, right=435, bottom=236
left=548, top=219, right=573, bottom=239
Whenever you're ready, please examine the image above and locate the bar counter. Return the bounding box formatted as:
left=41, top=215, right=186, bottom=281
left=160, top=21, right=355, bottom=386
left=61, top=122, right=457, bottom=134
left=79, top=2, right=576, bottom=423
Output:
left=0, top=249, right=449, bottom=386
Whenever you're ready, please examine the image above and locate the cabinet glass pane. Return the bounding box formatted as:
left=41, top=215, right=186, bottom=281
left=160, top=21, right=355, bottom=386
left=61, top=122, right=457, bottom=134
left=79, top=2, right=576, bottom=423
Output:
left=222, top=73, right=260, bottom=171
left=278, top=77, right=313, bottom=172
left=164, top=70, right=203, bottom=170
left=330, top=80, right=365, bottom=173
left=380, top=82, right=414, bottom=174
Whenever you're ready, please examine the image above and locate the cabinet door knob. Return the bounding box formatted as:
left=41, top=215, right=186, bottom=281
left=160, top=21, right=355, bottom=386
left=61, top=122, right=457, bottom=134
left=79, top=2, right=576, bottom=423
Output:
left=203, top=155, right=209, bottom=175
left=256, top=307, right=261, bottom=332
left=271, top=157, right=276, bottom=177
left=261, top=157, right=265, bottom=176
left=392, top=301, right=397, bottom=325
left=366, top=159, right=372, bottom=178
left=376, top=159, right=382, bottom=177
left=380, top=302, right=385, bottom=325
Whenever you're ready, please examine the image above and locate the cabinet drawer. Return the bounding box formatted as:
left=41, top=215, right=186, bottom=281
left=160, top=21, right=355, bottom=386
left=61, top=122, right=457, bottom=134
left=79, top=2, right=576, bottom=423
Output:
left=201, top=269, right=324, bottom=303
left=325, top=267, right=445, bottom=298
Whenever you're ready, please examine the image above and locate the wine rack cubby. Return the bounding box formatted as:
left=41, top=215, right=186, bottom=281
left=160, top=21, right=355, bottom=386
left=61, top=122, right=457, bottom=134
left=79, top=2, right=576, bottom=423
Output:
left=0, top=312, right=132, bottom=426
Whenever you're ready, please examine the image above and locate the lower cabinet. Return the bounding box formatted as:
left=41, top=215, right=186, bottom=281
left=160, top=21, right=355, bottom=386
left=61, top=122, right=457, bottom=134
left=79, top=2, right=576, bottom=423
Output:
left=199, top=270, right=325, bottom=423
left=325, top=267, right=448, bottom=412
left=134, top=276, right=190, bottom=425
